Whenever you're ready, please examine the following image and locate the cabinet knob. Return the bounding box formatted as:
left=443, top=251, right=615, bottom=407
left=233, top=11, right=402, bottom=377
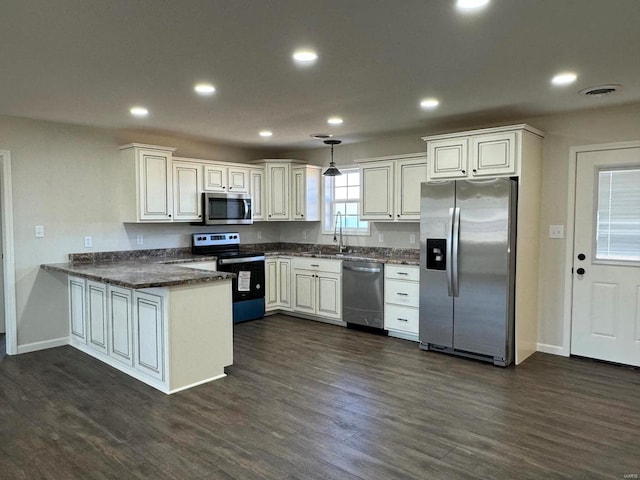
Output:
left=389, top=214, right=392, bottom=218
left=461, top=169, right=466, bottom=174
left=472, top=169, right=477, bottom=173
left=168, top=214, right=172, bottom=218
left=229, top=187, right=232, bottom=190
left=301, top=214, right=304, bottom=217
left=397, top=214, right=400, bottom=218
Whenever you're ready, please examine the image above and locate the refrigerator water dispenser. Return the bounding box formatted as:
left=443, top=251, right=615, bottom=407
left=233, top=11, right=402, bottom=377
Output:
left=426, top=238, right=447, bottom=270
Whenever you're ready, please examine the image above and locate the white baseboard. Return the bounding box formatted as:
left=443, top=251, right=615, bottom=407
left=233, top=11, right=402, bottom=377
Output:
left=537, top=343, right=567, bottom=357
left=17, top=336, right=69, bottom=354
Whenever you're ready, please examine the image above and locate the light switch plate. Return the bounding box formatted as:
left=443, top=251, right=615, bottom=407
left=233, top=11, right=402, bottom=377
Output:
left=35, top=225, right=45, bottom=238
left=84, top=236, right=93, bottom=248
left=136, top=235, right=144, bottom=245
left=409, top=234, right=416, bottom=244
left=378, top=234, right=384, bottom=243
left=549, top=225, right=564, bottom=239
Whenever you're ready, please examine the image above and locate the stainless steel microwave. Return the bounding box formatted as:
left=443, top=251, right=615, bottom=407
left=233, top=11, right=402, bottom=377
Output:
left=202, top=192, right=252, bottom=225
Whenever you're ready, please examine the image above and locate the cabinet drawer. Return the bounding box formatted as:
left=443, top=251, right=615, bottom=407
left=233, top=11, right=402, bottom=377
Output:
left=292, top=257, right=342, bottom=273
left=385, top=265, right=419, bottom=282
left=385, top=279, right=419, bottom=307
left=384, top=304, right=419, bottom=334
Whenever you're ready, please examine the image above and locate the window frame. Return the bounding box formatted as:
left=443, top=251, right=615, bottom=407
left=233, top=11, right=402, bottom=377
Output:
left=322, top=166, right=371, bottom=236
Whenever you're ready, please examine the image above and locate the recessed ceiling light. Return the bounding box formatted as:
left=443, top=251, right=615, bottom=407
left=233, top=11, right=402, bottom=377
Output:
left=194, top=83, right=216, bottom=95
left=327, top=117, right=343, bottom=126
left=259, top=130, right=273, bottom=138
left=293, top=49, right=318, bottom=64
left=130, top=106, right=149, bottom=117
left=420, top=98, right=440, bottom=109
left=551, top=72, right=577, bottom=86
left=456, top=0, right=490, bottom=11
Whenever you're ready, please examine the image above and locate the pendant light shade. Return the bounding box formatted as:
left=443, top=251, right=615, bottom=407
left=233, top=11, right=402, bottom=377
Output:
left=323, top=139, right=342, bottom=176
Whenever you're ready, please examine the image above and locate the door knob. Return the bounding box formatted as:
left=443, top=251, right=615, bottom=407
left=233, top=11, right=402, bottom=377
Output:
left=576, top=267, right=586, bottom=275
left=577, top=253, right=586, bottom=261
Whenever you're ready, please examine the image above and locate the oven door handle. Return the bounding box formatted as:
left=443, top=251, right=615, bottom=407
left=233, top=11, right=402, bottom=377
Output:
left=218, top=255, right=265, bottom=265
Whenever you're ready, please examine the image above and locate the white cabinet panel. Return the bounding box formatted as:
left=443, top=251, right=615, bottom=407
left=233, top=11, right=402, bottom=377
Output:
left=108, top=286, right=134, bottom=367
left=266, top=163, right=290, bottom=220
left=361, top=161, right=394, bottom=220
left=384, top=265, right=419, bottom=339
left=249, top=168, right=266, bottom=221
left=385, top=279, right=419, bottom=307
left=87, top=281, right=108, bottom=355
left=278, top=258, right=291, bottom=310
left=317, top=272, right=341, bottom=320
left=384, top=304, right=419, bottom=334
left=427, top=138, right=468, bottom=179
left=203, top=165, right=227, bottom=192
left=134, top=291, right=164, bottom=381
left=228, top=167, right=249, bottom=193
left=396, top=160, right=427, bottom=220
left=385, top=265, right=420, bottom=282
left=293, top=270, right=316, bottom=314
left=69, top=277, right=86, bottom=344
left=470, top=132, right=517, bottom=177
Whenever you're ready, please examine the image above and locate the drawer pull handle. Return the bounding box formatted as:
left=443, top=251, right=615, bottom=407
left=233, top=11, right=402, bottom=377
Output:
left=397, top=272, right=408, bottom=275
left=397, top=318, right=408, bottom=322
left=397, top=292, right=408, bottom=296
left=310, top=264, right=319, bottom=267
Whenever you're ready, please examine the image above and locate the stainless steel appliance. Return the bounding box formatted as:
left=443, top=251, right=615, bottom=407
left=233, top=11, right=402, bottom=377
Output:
left=342, top=260, right=385, bottom=329
left=419, top=178, right=517, bottom=366
left=192, top=233, right=265, bottom=323
left=202, top=192, right=252, bottom=225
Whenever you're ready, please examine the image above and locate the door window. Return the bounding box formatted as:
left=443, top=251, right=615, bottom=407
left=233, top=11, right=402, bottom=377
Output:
left=595, top=167, right=640, bottom=262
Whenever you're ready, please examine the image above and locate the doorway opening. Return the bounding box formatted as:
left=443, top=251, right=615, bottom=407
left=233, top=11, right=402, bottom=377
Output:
left=0, top=150, right=17, bottom=355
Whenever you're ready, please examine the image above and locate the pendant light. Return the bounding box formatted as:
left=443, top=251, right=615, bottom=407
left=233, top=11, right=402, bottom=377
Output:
left=323, top=139, right=342, bottom=176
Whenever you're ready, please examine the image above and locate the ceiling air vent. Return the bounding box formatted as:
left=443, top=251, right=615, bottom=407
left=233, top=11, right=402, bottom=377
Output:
left=310, top=133, right=333, bottom=139
left=579, top=84, right=621, bottom=97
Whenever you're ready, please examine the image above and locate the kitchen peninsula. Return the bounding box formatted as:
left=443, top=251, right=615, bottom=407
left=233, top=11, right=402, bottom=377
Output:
left=42, top=249, right=234, bottom=394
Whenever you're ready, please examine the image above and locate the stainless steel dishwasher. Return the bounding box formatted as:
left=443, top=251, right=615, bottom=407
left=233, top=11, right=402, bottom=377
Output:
left=342, top=260, right=385, bottom=329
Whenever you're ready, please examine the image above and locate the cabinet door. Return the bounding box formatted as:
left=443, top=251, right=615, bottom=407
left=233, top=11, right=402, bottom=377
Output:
left=360, top=161, right=394, bottom=220
left=292, top=269, right=316, bottom=314
left=133, top=291, right=164, bottom=381
left=396, top=159, right=427, bottom=221
left=87, top=281, right=108, bottom=355
left=108, top=286, right=134, bottom=367
left=278, top=258, right=291, bottom=310
left=470, top=132, right=517, bottom=177
left=203, top=165, right=228, bottom=192
left=427, top=138, right=469, bottom=180
left=228, top=167, right=249, bottom=193
left=249, top=168, right=265, bottom=221
left=265, top=259, right=279, bottom=311
left=291, top=167, right=306, bottom=220
left=139, top=149, right=173, bottom=221
left=172, top=161, right=202, bottom=221
left=317, top=272, right=341, bottom=320
left=69, top=277, right=86, bottom=344
left=267, top=163, right=290, bottom=220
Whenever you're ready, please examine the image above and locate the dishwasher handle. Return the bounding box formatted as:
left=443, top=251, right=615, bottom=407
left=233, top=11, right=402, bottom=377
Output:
left=343, top=264, right=382, bottom=274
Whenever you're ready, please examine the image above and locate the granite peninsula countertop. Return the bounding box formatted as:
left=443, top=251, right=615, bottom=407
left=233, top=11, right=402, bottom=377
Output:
left=41, top=244, right=420, bottom=289
left=41, top=252, right=233, bottom=289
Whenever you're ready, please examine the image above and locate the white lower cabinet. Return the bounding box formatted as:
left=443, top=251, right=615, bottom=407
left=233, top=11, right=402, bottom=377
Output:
left=265, top=257, right=291, bottom=312
left=384, top=265, right=420, bottom=341
left=291, top=258, right=342, bottom=322
left=133, top=290, right=165, bottom=381
left=67, top=276, right=233, bottom=394
left=87, top=281, right=108, bottom=355
left=108, top=286, right=134, bottom=367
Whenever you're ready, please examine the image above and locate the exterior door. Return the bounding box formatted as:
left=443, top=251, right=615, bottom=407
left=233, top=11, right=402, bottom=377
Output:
left=571, top=147, right=640, bottom=366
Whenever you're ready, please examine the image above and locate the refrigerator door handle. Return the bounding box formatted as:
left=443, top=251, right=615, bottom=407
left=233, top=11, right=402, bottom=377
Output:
left=451, top=207, right=461, bottom=298
left=446, top=207, right=454, bottom=297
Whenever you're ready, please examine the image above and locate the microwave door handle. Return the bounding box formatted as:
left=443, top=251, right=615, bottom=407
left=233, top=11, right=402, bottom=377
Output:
left=244, top=199, right=251, bottom=219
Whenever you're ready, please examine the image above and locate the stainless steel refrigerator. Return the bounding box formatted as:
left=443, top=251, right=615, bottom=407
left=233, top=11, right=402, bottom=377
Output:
left=419, top=177, right=517, bottom=366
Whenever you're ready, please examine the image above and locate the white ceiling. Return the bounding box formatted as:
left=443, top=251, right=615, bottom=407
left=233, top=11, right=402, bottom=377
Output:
left=2, top=0, right=639, bottom=149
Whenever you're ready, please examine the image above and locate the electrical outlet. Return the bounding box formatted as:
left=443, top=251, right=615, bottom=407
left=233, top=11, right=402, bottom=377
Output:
left=549, top=225, right=564, bottom=239
left=378, top=234, right=384, bottom=243
left=257, top=231, right=262, bottom=240
left=302, top=231, right=307, bottom=240
left=84, top=236, right=93, bottom=248
left=136, top=235, right=144, bottom=245
left=35, top=225, right=45, bottom=238
left=409, top=234, right=416, bottom=244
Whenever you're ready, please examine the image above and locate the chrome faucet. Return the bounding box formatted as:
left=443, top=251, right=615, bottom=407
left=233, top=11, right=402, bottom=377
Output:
left=333, top=212, right=346, bottom=253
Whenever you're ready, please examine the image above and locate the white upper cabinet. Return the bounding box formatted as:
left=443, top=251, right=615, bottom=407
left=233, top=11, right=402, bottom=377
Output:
left=172, top=161, right=202, bottom=222
left=360, top=161, right=395, bottom=220
left=423, top=125, right=544, bottom=181
left=358, top=154, right=427, bottom=222
left=265, top=162, right=290, bottom=220
left=291, top=165, right=321, bottom=221
left=249, top=167, right=266, bottom=221
left=203, top=164, right=249, bottom=193
left=119, top=144, right=176, bottom=222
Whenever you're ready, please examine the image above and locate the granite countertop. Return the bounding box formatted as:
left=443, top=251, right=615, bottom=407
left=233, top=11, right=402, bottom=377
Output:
left=41, top=253, right=233, bottom=289
left=41, top=243, right=420, bottom=289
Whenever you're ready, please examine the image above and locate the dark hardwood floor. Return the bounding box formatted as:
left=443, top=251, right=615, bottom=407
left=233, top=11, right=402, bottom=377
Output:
left=1, top=315, right=639, bottom=479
